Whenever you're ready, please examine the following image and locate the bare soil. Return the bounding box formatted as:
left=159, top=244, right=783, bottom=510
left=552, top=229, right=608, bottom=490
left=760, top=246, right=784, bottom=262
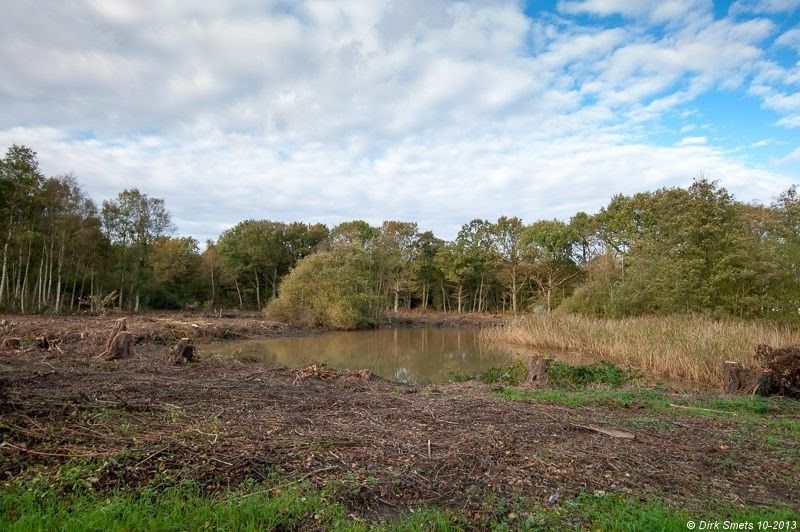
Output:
left=0, top=312, right=311, bottom=354
left=0, top=314, right=798, bottom=518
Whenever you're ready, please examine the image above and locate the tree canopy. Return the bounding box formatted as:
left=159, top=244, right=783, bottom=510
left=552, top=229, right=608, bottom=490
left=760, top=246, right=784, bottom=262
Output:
left=1, top=143, right=798, bottom=325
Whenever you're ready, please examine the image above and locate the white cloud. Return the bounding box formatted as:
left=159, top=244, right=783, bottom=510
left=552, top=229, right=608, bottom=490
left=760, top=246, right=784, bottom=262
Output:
left=0, top=0, right=797, bottom=240
left=775, top=26, right=800, bottom=49
left=558, top=0, right=711, bottom=25
left=676, top=136, right=708, bottom=146
left=750, top=139, right=772, bottom=147
left=730, top=0, right=800, bottom=15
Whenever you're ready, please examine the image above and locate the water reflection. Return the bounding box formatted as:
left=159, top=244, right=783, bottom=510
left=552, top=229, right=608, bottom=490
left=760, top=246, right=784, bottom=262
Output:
left=216, top=327, right=515, bottom=384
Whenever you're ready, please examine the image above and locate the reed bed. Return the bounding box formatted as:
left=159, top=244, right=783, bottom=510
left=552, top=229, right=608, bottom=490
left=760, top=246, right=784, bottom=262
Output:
left=480, top=314, right=800, bottom=387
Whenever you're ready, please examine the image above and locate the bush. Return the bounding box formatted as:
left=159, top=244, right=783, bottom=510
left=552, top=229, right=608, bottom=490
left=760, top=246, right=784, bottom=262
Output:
left=547, top=361, right=631, bottom=389
left=265, top=245, right=380, bottom=329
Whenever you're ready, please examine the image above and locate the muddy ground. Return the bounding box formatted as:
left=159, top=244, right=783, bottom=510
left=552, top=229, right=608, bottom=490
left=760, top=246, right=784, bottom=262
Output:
left=0, top=313, right=798, bottom=520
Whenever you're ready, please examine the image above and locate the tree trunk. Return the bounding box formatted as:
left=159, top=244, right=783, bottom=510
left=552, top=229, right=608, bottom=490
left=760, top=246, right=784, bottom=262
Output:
left=14, top=246, right=23, bottom=301
left=209, top=254, right=215, bottom=306
left=89, top=270, right=95, bottom=313
left=546, top=286, right=552, bottom=313
left=478, top=272, right=485, bottom=313
left=234, top=278, right=243, bottom=309
left=70, top=269, right=78, bottom=312
left=0, top=221, right=12, bottom=304
left=253, top=269, right=261, bottom=309
left=46, top=237, right=54, bottom=306
left=36, top=244, right=45, bottom=310
left=21, top=238, right=32, bottom=314
left=271, top=266, right=277, bottom=300
left=511, top=267, right=518, bottom=314
left=55, top=238, right=65, bottom=313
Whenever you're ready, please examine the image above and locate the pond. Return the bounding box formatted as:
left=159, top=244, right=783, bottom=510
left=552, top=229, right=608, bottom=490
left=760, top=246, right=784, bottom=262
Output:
left=217, top=327, right=525, bottom=384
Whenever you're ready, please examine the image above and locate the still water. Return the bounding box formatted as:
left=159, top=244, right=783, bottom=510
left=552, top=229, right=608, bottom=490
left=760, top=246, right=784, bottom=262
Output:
left=219, top=327, right=521, bottom=384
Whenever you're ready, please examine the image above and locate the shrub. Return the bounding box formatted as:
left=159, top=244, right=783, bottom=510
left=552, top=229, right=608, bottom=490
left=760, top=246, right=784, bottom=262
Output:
left=265, top=245, right=380, bottom=329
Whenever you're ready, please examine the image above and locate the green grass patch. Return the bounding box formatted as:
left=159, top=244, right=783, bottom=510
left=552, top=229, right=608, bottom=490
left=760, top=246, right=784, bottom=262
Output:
left=446, top=369, right=473, bottom=383
left=0, top=481, right=466, bottom=532
left=497, top=387, right=669, bottom=409
left=498, top=385, right=800, bottom=420
left=3, top=478, right=797, bottom=531
left=479, top=361, right=528, bottom=386
left=545, top=492, right=800, bottom=532
left=0, top=482, right=343, bottom=531
left=478, top=360, right=634, bottom=390
left=547, top=361, right=631, bottom=389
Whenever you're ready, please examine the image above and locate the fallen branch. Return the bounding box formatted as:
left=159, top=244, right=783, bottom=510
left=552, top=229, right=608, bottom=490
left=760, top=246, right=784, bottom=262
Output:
left=571, top=423, right=635, bottom=439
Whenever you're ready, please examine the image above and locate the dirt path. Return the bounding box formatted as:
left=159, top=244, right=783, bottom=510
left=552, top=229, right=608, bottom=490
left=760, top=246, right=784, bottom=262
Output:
left=1, top=348, right=797, bottom=516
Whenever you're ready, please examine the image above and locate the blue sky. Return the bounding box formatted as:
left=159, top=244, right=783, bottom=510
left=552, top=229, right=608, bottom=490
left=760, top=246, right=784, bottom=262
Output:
left=0, top=0, right=798, bottom=241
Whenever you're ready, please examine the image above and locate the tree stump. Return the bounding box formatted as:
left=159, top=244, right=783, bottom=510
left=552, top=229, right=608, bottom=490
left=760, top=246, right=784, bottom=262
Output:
left=35, top=335, right=49, bottom=350
left=721, top=361, right=773, bottom=395
left=170, top=338, right=197, bottom=365
left=2, top=337, right=21, bottom=351
left=524, top=357, right=551, bottom=388
left=98, top=318, right=134, bottom=360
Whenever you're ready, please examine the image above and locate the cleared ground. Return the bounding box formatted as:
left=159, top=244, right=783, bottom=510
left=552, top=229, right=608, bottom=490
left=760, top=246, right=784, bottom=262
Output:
left=1, top=314, right=798, bottom=529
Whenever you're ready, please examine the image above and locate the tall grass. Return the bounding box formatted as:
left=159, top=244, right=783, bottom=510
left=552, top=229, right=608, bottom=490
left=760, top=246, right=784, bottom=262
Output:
left=480, top=314, right=800, bottom=387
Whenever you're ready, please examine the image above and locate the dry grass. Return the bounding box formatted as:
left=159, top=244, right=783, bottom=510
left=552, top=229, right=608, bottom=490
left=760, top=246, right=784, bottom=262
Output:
left=480, top=314, right=800, bottom=387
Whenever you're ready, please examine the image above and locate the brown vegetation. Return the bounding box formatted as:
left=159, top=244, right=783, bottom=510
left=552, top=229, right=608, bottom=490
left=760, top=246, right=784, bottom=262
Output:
left=756, top=344, right=800, bottom=398
left=481, top=315, right=800, bottom=388
left=2, top=336, right=21, bottom=351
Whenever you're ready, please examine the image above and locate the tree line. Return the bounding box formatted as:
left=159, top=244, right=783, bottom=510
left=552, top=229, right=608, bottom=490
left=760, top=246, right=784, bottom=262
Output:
left=1, top=144, right=798, bottom=325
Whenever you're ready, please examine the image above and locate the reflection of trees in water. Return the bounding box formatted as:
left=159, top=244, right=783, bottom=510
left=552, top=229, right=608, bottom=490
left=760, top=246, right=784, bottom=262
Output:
left=222, top=328, right=514, bottom=383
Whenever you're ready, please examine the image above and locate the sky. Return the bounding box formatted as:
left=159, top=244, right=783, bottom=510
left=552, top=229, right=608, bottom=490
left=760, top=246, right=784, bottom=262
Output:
left=1, top=0, right=799, bottom=242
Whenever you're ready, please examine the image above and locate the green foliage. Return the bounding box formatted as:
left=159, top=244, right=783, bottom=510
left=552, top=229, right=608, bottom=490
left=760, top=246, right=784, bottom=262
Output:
left=547, top=361, right=631, bottom=389
left=3, top=143, right=800, bottom=321
left=217, top=219, right=329, bottom=309
left=566, top=179, right=790, bottom=321
left=266, top=245, right=380, bottom=329
left=144, top=236, right=203, bottom=308
left=479, top=360, right=528, bottom=385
